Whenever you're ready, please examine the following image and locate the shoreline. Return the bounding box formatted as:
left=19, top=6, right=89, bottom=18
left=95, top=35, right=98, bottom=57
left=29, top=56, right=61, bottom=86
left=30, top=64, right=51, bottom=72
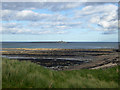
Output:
left=1, top=48, right=119, bottom=70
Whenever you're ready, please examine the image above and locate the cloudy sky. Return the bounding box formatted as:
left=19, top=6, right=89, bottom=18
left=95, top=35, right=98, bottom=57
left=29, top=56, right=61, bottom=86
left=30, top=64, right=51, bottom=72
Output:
left=1, top=2, right=118, bottom=42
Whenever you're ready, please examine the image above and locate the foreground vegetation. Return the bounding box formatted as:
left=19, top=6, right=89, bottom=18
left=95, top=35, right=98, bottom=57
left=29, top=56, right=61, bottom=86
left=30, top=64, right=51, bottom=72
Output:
left=2, top=58, right=119, bottom=88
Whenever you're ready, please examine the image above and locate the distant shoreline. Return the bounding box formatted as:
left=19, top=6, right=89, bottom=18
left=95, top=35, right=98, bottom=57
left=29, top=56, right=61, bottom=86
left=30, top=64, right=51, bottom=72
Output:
left=1, top=48, right=119, bottom=50
left=1, top=42, right=119, bottom=43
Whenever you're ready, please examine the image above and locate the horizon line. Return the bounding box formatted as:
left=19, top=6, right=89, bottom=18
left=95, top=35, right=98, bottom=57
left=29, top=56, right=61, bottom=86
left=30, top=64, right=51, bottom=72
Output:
left=0, top=41, right=119, bottom=43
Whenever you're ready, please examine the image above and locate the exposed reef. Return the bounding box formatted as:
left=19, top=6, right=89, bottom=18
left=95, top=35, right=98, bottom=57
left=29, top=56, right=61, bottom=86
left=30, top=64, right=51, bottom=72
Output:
left=1, top=48, right=119, bottom=70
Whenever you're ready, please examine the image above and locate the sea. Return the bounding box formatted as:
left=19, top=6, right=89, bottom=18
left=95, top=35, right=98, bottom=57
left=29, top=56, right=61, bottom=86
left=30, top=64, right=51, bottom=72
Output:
left=1, top=42, right=119, bottom=49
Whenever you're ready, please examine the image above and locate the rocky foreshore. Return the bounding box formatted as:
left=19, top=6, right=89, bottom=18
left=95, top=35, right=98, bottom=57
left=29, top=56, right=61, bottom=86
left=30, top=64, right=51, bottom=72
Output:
left=1, top=48, right=119, bottom=70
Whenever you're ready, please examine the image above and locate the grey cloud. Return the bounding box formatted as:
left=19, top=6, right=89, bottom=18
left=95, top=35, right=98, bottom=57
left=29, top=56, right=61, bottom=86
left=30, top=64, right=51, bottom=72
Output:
left=118, top=5, right=120, bottom=20
left=2, top=2, right=83, bottom=11
left=102, top=31, right=117, bottom=34
left=2, top=2, right=116, bottom=12
left=2, top=22, right=23, bottom=28
left=84, top=2, right=117, bottom=6
left=2, top=2, right=44, bottom=11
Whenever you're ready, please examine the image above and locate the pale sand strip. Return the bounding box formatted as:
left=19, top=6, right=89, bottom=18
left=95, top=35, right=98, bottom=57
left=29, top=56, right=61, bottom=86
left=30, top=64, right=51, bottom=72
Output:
left=91, top=63, right=117, bottom=69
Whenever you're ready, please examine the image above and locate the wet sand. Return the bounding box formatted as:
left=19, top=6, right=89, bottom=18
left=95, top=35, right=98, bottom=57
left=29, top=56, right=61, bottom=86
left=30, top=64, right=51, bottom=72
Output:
left=1, top=48, right=119, bottom=70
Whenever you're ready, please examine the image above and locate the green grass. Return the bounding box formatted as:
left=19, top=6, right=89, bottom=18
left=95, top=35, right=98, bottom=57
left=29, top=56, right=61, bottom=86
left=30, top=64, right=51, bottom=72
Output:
left=2, top=58, right=119, bottom=88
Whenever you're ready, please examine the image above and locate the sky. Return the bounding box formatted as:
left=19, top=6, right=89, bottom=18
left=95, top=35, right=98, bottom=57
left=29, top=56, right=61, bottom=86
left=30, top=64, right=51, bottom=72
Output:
left=0, top=2, right=118, bottom=42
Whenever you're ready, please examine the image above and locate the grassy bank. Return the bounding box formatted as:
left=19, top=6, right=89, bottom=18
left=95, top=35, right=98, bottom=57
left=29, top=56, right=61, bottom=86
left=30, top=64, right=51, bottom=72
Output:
left=2, top=58, right=119, bottom=88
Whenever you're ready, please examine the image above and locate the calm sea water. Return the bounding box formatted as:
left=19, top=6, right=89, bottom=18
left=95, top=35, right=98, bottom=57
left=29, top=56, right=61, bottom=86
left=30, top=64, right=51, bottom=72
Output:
left=1, top=42, right=119, bottom=49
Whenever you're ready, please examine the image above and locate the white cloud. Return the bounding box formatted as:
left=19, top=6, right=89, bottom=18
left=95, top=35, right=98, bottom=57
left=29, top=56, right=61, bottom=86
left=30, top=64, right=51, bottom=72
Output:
left=74, top=4, right=118, bottom=34
left=28, top=22, right=82, bottom=30
left=2, top=10, right=51, bottom=21
left=2, top=26, right=53, bottom=34
left=1, top=21, right=82, bottom=34
left=2, top=9, right=68, bottom=21
left=75, top=4, right=117, bottom=17
left=1, top=2, right=118, bottom=35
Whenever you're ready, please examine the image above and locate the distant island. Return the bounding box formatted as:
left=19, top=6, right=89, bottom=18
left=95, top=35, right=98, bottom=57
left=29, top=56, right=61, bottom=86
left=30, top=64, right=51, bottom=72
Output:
left=29, top=41, right=68, bottom=43
left=57, top=41, right=67, bottom=43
